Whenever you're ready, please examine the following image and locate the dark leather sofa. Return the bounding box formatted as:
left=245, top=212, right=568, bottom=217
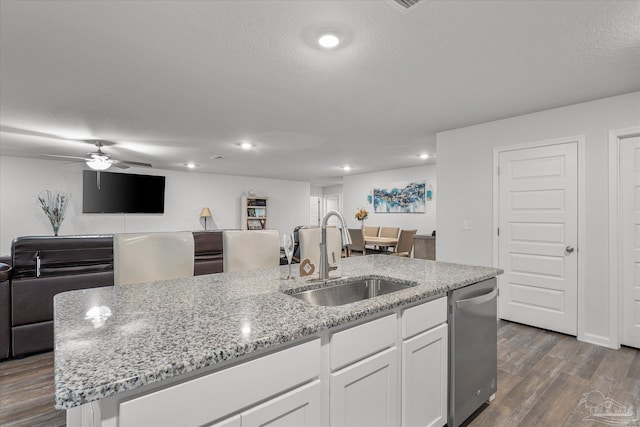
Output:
left=0, top=230, right=224, bottom=360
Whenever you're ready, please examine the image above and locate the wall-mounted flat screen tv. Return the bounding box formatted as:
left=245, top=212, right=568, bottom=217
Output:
left=83, top=170, right=165, bottom=214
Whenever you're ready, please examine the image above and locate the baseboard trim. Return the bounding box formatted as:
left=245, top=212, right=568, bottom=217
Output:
left=581, top=332, right=616, bottom=349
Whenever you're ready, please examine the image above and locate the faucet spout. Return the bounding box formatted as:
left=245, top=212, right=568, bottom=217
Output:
left=319, top=210, right=353, bottom=280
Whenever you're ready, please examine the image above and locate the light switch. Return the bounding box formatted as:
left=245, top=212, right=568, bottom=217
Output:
left=462, top=220, right=473, bottom=230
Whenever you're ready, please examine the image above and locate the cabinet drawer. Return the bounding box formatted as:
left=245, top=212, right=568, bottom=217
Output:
left=119, top=339, right=320, bottom=427
left=402, top=297, right=446, bottom=339
left=331, top=314, right=396, bottom=371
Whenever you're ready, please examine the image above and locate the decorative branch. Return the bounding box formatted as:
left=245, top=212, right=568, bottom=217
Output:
left=37, top=190, right=70, bottom=235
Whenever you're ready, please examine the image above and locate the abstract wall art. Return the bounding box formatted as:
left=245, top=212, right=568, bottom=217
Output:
left=373, top=181, right=425, bottom=213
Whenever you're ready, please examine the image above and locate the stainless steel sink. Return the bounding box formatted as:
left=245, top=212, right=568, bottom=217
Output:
left=289, top=277, right=413, bottom=306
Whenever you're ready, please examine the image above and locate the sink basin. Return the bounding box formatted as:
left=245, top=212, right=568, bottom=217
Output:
left=289, top=277, right=413, bottom=306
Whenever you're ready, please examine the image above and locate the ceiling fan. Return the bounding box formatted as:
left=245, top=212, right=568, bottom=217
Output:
left=38, top=140, right=152, bottom=171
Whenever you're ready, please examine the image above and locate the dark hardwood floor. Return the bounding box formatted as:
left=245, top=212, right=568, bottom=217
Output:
left=467, top=321, right=640, bottom=427
left=0, top=321, right=638, bottom=427
left=0, top=352, right=64, bottom=427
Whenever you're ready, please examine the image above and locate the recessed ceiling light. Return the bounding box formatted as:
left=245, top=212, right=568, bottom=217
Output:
left=318, top=33, right=340, bottom=49
left=342, top=165, right=352, bottom=171
left=239, top=142, right=253, bottom=150
left=185, top=163, right=196, bottom=169
left=419, top=153, right=429, bottom=160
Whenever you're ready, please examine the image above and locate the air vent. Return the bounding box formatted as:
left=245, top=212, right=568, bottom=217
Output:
left=209, top=154, right=225, bottom=160
left=390, top=0, right=424, bottom=11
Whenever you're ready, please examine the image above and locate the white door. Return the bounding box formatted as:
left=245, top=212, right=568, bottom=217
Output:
left=498, top=142, right=578, bottom=335
left=331, top=347, right=398, bottom=427
left=621, top=136, right=640, bottom=348
left=324, top=194, right=340, bottom=226
left=402, top=323, right=447, bottom=427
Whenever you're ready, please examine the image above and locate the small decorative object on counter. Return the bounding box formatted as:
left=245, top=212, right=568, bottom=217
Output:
left=355, top=207, right=369, bottom=229
left=37, top=190, right=70, bottom=236
left=427, top=185, right=433, bottom=201
left=283, top=234, right=294, bottom=279
left=299, top=258, right=315, bottom=277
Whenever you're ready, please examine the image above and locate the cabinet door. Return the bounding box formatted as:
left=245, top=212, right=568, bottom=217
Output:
left=208, top=415, right=242, bottom=427
left=242, top=380, right=321, bottom=427
left=331, top=347, right=398, bottom=427
left=402, top=323, right=447, bottom=427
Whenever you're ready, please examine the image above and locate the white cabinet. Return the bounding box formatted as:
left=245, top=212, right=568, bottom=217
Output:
left=242, top=380, right=321, bottom=427
left=209, top=415, right=241, bottom=427
left=330, top=347, right=398, bottom=427
left=119, top=339, right=320, bottom=427
left=72, top=298, right=451, bottom=427
left=402, top=323, right=448, bottom=427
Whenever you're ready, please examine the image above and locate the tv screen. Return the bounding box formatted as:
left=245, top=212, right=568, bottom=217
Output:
left=83, top=170, right=165, bottom=214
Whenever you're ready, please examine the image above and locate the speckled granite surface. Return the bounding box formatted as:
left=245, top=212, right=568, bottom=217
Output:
left=54, top=255, right=501, bottom=409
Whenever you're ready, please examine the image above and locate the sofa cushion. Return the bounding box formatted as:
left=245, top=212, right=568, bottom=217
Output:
left=11, top=271, right=113, bottom=326
left=12, top=235, right=113, bottom=279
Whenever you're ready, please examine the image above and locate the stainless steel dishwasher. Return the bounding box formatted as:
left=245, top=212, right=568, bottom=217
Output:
left=448, top=277, right=498, bottom=427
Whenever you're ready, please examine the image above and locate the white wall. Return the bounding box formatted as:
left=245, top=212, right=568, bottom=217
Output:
left=0, top=156, right=310, bottom=256
left=436, top=91, right=640, bottom=346
left=342, top=165, right=436, bottom=234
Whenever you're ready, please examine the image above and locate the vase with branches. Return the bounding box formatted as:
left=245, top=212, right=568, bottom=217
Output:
left=37, top=190, right=70, bottom=236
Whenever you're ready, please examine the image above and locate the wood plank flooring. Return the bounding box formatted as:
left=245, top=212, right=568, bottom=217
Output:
left=0, top=352, right=64, bottom=427
left=466, top=321, right=640, bottom=427
left=0, top=321, right=638, bottom=427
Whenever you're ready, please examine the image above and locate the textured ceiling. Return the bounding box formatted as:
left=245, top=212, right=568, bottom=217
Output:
left=1, top=0, right=639, bottom=186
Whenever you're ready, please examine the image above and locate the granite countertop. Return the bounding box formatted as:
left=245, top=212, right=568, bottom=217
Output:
left=54, top=255, right=502, bottom=409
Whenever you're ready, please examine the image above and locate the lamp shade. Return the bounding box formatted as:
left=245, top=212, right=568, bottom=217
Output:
left=86, top=158, right=112, bottom=171
left=199, top=207, right=212, bottom=218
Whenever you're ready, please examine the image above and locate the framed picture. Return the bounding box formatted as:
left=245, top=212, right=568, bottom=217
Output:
left=373, top=181, right=425, bottom=213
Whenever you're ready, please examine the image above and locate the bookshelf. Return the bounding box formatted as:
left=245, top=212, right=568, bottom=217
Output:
left=242, top=196, right=268, bottom=230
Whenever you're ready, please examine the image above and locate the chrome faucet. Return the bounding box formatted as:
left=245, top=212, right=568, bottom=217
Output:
left=319, top=210, right=353, bottom=280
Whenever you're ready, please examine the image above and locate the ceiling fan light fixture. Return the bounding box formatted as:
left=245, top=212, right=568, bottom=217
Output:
left=86, top=158, right=112, bottom=171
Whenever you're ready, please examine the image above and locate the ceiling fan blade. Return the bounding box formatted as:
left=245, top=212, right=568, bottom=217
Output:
left=111, top=163, right=130, bottom=169
left=38, top=154, right=88, bottom=161
left=115, top=160, right=153, bottom=168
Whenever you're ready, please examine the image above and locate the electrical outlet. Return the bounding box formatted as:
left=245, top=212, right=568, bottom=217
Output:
left=462, top=220, right=473, bottom=230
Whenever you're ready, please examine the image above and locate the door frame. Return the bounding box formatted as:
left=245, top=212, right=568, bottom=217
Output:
left=492, top=135, right=586, bottom=341
left=608, top=126, right=640, bottom=349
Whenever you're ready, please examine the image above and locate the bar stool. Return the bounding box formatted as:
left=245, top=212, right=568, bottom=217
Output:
left=113, top=232, right=195, bottom=285
left=222, top=230, right=280, bottom=273
left=298, top=227, right=342, bottom=270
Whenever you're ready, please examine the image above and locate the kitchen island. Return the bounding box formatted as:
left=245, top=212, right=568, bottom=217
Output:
left=54, top=255, right=501, bottom=427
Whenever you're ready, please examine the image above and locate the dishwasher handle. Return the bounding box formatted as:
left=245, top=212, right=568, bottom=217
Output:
left=456, top=288, right=498, bottom=309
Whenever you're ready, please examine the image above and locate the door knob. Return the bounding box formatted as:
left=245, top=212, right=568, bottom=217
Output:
left=566, top=246, right=575, bottom=253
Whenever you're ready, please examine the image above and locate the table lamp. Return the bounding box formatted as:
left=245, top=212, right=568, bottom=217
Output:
left=200, top=207, right=212, bottom=230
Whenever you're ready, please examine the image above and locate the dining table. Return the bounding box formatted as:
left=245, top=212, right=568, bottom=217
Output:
left=363, top=236, right=399, bottom=254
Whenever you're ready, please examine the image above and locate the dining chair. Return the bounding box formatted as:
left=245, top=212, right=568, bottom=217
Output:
left=364, top=226, right=380, bottom=238
left=223, top=230, right=280, bottom=273
left=298, top=227, right=342, bottom=270
left=379, top=227, right=400, bottom=239
left=392, top=229, right=418, bottom=257
left=113, top=232, right=195, bottom=285
left=363, top=226, right=380, bottom=252
left=348, top=228, right=366, bottom=255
